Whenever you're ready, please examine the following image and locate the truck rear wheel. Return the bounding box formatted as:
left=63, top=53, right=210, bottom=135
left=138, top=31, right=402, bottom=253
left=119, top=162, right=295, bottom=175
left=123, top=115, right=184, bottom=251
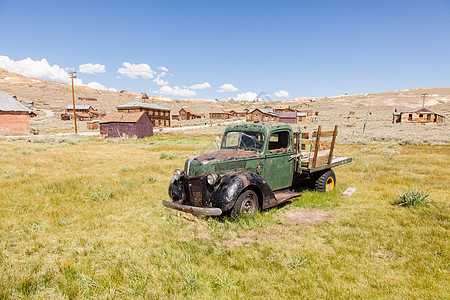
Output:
left=314, top=169, right=336, bottom=192
left=230, top=190, right=259, bottom=219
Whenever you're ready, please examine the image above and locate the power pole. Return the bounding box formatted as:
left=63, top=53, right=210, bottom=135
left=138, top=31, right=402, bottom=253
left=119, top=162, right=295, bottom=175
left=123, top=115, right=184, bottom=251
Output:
left=71, top=71, right=78, bottom=134
left=363, top=94, right=372, bottom=135
left=421, top=93, right=427, bottom=108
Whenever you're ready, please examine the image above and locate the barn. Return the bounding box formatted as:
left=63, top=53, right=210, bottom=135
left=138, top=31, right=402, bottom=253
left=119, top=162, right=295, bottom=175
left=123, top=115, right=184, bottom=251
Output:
left=100, top=112, right=153, bottom=139
left=0, top=91, right=34, bottom=135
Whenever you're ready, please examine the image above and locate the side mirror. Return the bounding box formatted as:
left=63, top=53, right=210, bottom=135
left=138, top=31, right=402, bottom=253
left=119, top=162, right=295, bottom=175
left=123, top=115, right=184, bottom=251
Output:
left=215, top=136, right=220, bottom=149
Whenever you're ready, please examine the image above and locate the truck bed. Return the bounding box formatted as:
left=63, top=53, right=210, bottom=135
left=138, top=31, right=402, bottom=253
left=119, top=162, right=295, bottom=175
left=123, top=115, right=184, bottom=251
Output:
left=301, top=151, right=352, bottom=173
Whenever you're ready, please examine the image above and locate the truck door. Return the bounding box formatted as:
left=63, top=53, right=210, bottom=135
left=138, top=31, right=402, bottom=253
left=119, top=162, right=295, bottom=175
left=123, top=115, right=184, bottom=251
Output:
left=264, top=130, right=294, bottom=191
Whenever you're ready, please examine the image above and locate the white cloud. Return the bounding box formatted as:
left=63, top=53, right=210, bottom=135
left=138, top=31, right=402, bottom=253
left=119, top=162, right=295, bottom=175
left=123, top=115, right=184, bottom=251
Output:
left=117, top=62, right=155, bottom=79
left=0, top=55, right=79, bottom=84
left=274, top=90, right=289, bottom=97
left=87, top=81, right=117, bottom=92
left=234, top=91, right=258, bottom=101
left=153, top=75, right=169, bottom=86
left=158, top=66, right=169, bottom=72
left=217, top=83, right=238, bottom=92
left=79, top=63, right=106, bottom=74
left=153, top=85, right=196, bottom=97
left=190, top=82, right=211, bottom=90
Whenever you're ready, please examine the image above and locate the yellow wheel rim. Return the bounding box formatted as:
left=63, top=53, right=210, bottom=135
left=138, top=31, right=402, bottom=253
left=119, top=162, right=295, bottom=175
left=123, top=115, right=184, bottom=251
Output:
left=325, top=176, right=334, bottom=192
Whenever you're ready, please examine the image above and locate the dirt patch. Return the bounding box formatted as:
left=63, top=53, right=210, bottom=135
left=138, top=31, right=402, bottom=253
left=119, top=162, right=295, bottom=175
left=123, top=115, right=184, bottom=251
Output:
left=282, top=209, right=332, bottom=225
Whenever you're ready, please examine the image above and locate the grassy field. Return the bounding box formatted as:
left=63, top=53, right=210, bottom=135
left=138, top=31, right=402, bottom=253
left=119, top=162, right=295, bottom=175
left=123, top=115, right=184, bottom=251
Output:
left=0, top=134, right=448, bottom=299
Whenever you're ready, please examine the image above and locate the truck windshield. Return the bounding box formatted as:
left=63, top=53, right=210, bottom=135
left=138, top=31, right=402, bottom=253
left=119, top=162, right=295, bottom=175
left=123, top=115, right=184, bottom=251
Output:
left=221, top=131, right=265, bottom=151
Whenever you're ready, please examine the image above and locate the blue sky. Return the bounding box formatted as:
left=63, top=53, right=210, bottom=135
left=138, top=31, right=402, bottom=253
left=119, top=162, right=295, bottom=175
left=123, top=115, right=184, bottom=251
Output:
left=0, top=0, right=449, bottom=100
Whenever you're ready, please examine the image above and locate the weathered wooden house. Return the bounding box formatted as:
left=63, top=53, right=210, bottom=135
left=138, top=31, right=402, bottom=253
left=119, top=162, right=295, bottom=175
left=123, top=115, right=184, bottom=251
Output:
left=63, top=104, right=103, bottom=121
left=78, top=97, right=98, bottom=101
left=229, top=109, right=247, bottom=117
left=392, top=108, right=445, bottom=124
left=209, top=110, right=234, bottom=119
left=179, top=108, right=203, bottom=120
left=116, top=101, right=171, bottom=127
left=246, top=108, right=279, bottom=122
left=0, top=91, right=34, bottom=135
left=87, top=120, right=100, bottom=130
left=279, top=111, right=308, bottom=123
left=279, top=111, right=297, bottom=124
left=100, top=112, right=153, bottom=138
left=273, top=105, right=294, bottom=114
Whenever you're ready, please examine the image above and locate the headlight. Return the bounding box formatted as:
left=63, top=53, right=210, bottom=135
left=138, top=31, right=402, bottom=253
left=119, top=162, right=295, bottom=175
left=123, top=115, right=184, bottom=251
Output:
left=207, top=173, right=220, bottom=186
left=173, top=169, right=184, bottom=181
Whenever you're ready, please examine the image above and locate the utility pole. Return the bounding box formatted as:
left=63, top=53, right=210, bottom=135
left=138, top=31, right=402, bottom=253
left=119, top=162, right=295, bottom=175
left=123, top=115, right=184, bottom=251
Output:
left=363, top=94, right=372, bottom=135
left=421, top=93, right=427, bottom=108
left=71, top=71, right=78, bottom=134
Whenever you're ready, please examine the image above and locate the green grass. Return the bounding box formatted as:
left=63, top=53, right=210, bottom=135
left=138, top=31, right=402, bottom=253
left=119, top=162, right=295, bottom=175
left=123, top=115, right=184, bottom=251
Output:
left=0, top=137, right=448, bottom=299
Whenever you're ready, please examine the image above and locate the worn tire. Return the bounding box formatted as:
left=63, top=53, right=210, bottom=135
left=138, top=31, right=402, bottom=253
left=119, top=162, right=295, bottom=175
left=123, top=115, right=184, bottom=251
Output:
left=230, top=190, right=259, bottom=220
left=314, top=169, right=336, bottom=192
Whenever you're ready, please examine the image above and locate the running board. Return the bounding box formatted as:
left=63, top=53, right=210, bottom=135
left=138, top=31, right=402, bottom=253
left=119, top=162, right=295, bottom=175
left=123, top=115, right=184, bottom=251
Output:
left=273, top=190, right=302, bottom=204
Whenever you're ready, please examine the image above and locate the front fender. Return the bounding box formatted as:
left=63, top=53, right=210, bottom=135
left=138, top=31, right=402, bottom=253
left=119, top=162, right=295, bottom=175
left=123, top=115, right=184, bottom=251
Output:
left=211, top=172, right=277, bottom=212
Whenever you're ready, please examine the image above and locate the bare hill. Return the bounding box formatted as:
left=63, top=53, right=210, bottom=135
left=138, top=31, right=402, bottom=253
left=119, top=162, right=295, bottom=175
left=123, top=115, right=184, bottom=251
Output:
left=0, top=68, right=448, bottom=143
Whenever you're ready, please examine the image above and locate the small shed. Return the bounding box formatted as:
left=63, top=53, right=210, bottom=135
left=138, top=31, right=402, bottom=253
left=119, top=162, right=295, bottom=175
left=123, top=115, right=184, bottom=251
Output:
left=87, top=120, right=100, bottom=130
left=100, top=112, right=153, bottom=139
left=0, top=91, right=34, bottom=135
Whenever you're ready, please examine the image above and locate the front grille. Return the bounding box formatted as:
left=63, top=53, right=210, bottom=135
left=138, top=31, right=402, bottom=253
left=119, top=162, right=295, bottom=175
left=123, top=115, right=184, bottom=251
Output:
left=187, top=177, right=203, bottom=207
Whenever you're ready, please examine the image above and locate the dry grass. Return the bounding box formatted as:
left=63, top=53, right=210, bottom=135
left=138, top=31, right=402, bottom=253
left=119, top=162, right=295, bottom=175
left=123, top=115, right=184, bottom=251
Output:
left=0, top=135, right=448, bottom=299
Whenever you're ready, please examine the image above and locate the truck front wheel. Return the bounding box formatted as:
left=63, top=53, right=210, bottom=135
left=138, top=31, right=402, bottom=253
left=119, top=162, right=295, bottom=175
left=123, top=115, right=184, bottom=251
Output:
left=230, top=190, right=259, bottom=219
left=314, top=169, right=336, bottom=192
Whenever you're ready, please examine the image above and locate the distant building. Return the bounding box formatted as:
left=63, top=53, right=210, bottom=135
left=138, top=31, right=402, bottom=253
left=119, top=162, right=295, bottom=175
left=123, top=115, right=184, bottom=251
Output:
left=100, top=112, right=153, bottom=138
left=279, top=111, right=308, bottom=123
left=179, top=107, right=203, bottom=120
left=246, top=108, right=279, bottom=122
left=393, top=108, right=445, bottom=124
left=116, top=101, right=171, bottom=127
left=279, top=111, right=297, bottom=124
left=63, top=104, right=103, bottom=121
left=78, top=97, right=98, bottom=101
left=87, top=120, right=100, bottom=130
left=209, top=110, right=234, bottom=119
left=228, top=109, right=247, bottom=117
left=0, top=91, right=34, bottom=135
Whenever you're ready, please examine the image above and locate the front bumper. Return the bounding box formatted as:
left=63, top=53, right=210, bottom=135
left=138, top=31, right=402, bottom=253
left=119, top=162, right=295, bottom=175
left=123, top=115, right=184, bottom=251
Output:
left=162, top=200, right=222, bottom=216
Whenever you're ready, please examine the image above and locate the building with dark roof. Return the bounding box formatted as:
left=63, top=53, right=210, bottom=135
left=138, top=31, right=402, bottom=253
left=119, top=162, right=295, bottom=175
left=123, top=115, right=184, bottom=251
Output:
left=393, top=107, right=445, bottom=124
left=116, top=101, right=171, bottom=127
left=0, top=91, right=34, bottom=135
left=100, top=112, right=153, bottom=138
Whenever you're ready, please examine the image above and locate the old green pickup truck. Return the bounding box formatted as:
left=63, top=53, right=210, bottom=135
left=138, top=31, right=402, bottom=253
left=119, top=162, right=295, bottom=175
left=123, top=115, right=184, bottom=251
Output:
left=162, top=122, right=351, bottom=219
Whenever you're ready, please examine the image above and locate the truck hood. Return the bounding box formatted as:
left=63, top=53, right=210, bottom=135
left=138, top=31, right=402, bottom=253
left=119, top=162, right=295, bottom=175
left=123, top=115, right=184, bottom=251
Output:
left=185, top=150, right=260, bottom=177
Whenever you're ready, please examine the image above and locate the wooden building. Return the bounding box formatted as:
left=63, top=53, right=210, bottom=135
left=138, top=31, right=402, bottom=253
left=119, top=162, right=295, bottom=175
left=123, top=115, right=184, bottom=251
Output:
left=279, top=111, right=297, bottom=124
left=209, top=110, right=234, bottom=119
left=78, top=97, right=98, bottom=101
left=100, top=112, right=153, bottom=139
left=273, top=105, right=294, bottom=114
left=87, top=120, right=100, bottom=130
left=246, top=108, right=279, bottom=122
left=229, top=109, right=247, bottom=117
left=116, top=101, right=171, bottom=127
left=179, top=108, right=203, bottom=120
left=0, top=91, right=34, bottom=135
left=393, top=108, right=445, bottom=124
left=279, top=111, right=308, bottom=123
left=63, top=104, right=103, bottom=121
